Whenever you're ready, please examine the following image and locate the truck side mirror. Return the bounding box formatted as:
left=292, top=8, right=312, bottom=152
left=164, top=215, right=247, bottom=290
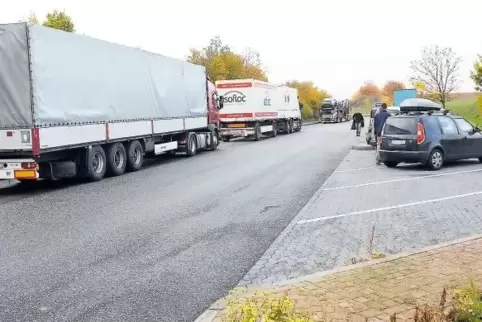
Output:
left=218, top=96, right=224, bottom=110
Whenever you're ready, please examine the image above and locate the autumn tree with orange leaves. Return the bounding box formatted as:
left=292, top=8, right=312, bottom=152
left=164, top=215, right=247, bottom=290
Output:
left=351, top=81, right=381, bottom=109
left=381, top=81, right=406, bottom=105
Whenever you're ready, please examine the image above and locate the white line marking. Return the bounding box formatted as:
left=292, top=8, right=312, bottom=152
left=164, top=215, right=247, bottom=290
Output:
left=334, top=166, right=376, bottom=173
left=297, top=190, right=482, bottom=224
left=323, top=168, right=482, bottom=191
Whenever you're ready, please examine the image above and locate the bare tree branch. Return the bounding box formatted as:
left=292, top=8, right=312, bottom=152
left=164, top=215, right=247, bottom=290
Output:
left=410, top=45, right=461, bottom=107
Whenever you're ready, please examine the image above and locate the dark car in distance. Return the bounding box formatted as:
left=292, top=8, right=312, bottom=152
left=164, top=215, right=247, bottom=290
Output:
left=379, top=100, right=482, bottom=170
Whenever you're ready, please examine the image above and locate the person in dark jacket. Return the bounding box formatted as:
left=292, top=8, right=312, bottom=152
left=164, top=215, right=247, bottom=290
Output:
left=352, top=112, right=364, bottom=136
left=373, top=103, right=390, bottom=164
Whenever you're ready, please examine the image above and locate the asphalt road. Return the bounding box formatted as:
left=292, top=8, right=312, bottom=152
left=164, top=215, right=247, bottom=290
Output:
left=0, top=122, right=355, bottom=322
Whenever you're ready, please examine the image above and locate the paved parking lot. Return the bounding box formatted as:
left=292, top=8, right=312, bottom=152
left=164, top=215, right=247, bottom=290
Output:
left=239, top=149, right=482, bottom=285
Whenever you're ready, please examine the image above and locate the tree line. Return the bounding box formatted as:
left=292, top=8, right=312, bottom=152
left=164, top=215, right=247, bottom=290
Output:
left=353, top=45, right=482, bottom=111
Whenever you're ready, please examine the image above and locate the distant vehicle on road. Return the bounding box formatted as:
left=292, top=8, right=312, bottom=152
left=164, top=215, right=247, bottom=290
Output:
left=215, top=79, right=302, bottom=141
left=320, top=98, right=350, bottom=123
left=379, top=98, right=482, bottom=170
left=0, top=23, right=222, bottom=183
left=366, top=106, right=400, bottom=146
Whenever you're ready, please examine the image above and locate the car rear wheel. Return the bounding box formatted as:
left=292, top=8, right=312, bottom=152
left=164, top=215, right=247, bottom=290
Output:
left=427, top=148, right=444, bottom=171
left=383, top=161, right=398, bottom=168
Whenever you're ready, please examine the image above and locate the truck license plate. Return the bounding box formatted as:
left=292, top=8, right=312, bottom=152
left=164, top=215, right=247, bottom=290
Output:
left=229, top=130, right=242, bottom=136
left=391, top=140, right=406, bottom=145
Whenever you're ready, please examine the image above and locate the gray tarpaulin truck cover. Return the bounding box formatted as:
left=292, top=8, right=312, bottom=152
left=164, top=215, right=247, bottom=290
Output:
left=0, top=23, right=208, bottom=129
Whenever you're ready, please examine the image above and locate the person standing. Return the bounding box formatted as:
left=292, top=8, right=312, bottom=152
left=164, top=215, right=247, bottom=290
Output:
left=352, top=112, right=364, bottom=136
left=373, top=103, right=390, bottom=165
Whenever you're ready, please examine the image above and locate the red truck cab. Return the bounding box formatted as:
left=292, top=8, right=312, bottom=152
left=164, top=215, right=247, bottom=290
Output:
left=207, top=79, right=222, bottom=128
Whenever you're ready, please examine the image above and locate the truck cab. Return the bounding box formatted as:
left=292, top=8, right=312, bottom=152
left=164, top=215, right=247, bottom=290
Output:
left=207, top=79, right=221, bottom=128
left=320, top=98, right=338, bottom=123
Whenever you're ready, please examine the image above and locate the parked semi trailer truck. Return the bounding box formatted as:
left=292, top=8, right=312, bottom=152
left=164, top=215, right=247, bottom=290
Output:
left=215, top=79, right=302, bottom=141
left=0, top=23, right=222, bottom=183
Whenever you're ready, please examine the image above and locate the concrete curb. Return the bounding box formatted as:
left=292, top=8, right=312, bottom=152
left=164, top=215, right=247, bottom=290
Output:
left=302, top=120, right=321, bottom=126
left=273, top=233, right=482, bottom=287
left=352, top=144, right=375, bottom=151
left=195, top=233, right=482, bottom=322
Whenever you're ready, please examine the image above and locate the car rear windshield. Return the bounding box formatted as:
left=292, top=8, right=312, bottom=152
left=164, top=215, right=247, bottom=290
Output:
left=384, top=117, right=417, bottom=135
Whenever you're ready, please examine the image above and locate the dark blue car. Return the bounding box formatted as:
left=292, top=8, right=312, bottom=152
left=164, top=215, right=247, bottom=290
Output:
left=379, top=99, right=482, bottom=170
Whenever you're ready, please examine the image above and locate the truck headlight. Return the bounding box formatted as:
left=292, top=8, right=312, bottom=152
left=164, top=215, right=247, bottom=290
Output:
left=21, top=130, right=31, bottom=143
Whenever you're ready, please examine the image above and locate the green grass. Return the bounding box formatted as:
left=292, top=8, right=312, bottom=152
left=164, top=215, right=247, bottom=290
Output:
left=446, top=95, right=482, bottom=126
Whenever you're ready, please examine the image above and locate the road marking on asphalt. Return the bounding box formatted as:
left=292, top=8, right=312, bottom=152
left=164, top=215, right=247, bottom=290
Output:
left=334, top=166, right=377, bottom=173
left=323, top=168, right=482, bottom=191
left=297, top=190, right=482, bottom=224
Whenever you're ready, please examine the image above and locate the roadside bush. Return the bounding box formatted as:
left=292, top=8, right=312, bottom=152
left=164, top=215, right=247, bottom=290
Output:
left=223, top=291, right=313, bottom=322
left=401, top=281, right=482, bottom=322
left=453, top=279, right=482, bottom=322
left=301, top=101, right=314, bottom=120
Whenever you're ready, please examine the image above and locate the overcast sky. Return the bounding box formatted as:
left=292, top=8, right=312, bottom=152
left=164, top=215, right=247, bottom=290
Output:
left=2, top=0, right=481, bottom=98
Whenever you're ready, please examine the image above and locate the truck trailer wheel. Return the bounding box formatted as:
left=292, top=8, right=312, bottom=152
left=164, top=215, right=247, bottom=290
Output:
left=287, top=119, right=293, bottom=134
left=126, top=140, right=144, bottom=172
left=83, top=145, right=107, bottom=182
left=253, top=123, right=261, bottom=141
left=106, top=142, right=127, bottom=176
left=294, top=120, right=302, bottom=132
left=184, top=133, right=198, bottom=157
left=270, top=122, right=278, bottom=137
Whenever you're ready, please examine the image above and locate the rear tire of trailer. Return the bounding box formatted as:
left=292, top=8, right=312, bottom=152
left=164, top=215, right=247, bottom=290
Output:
left=83, top=145, right=107, bottom=182
left=296, top=120, right=302, bottom=132
left=106, top=142, right=127, bottom=176
left=270, top=122, right=278, bottom=137
left=287, top=119, right=293, bottom=134
left=185, top=133, right=197, bottom=157
left=126, top=140, right=144, bottom=172
left=253, top=123, right=261, bottom=141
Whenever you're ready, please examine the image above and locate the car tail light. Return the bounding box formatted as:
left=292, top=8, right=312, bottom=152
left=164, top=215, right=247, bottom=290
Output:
left=417, top=123, right=425, bottom=144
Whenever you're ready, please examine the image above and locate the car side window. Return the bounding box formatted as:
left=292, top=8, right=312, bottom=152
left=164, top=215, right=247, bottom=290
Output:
left=453, top=118, right=474, bottom=133
left=422, top=117, right=441, bottom=134
left=437, top=116, right=459, bottom=135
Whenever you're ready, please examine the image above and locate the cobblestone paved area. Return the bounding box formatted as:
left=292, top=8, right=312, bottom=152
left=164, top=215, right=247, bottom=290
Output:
left=207, top=236, right=482, bottom=322
left=239, top=150, right=482, bottom=285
